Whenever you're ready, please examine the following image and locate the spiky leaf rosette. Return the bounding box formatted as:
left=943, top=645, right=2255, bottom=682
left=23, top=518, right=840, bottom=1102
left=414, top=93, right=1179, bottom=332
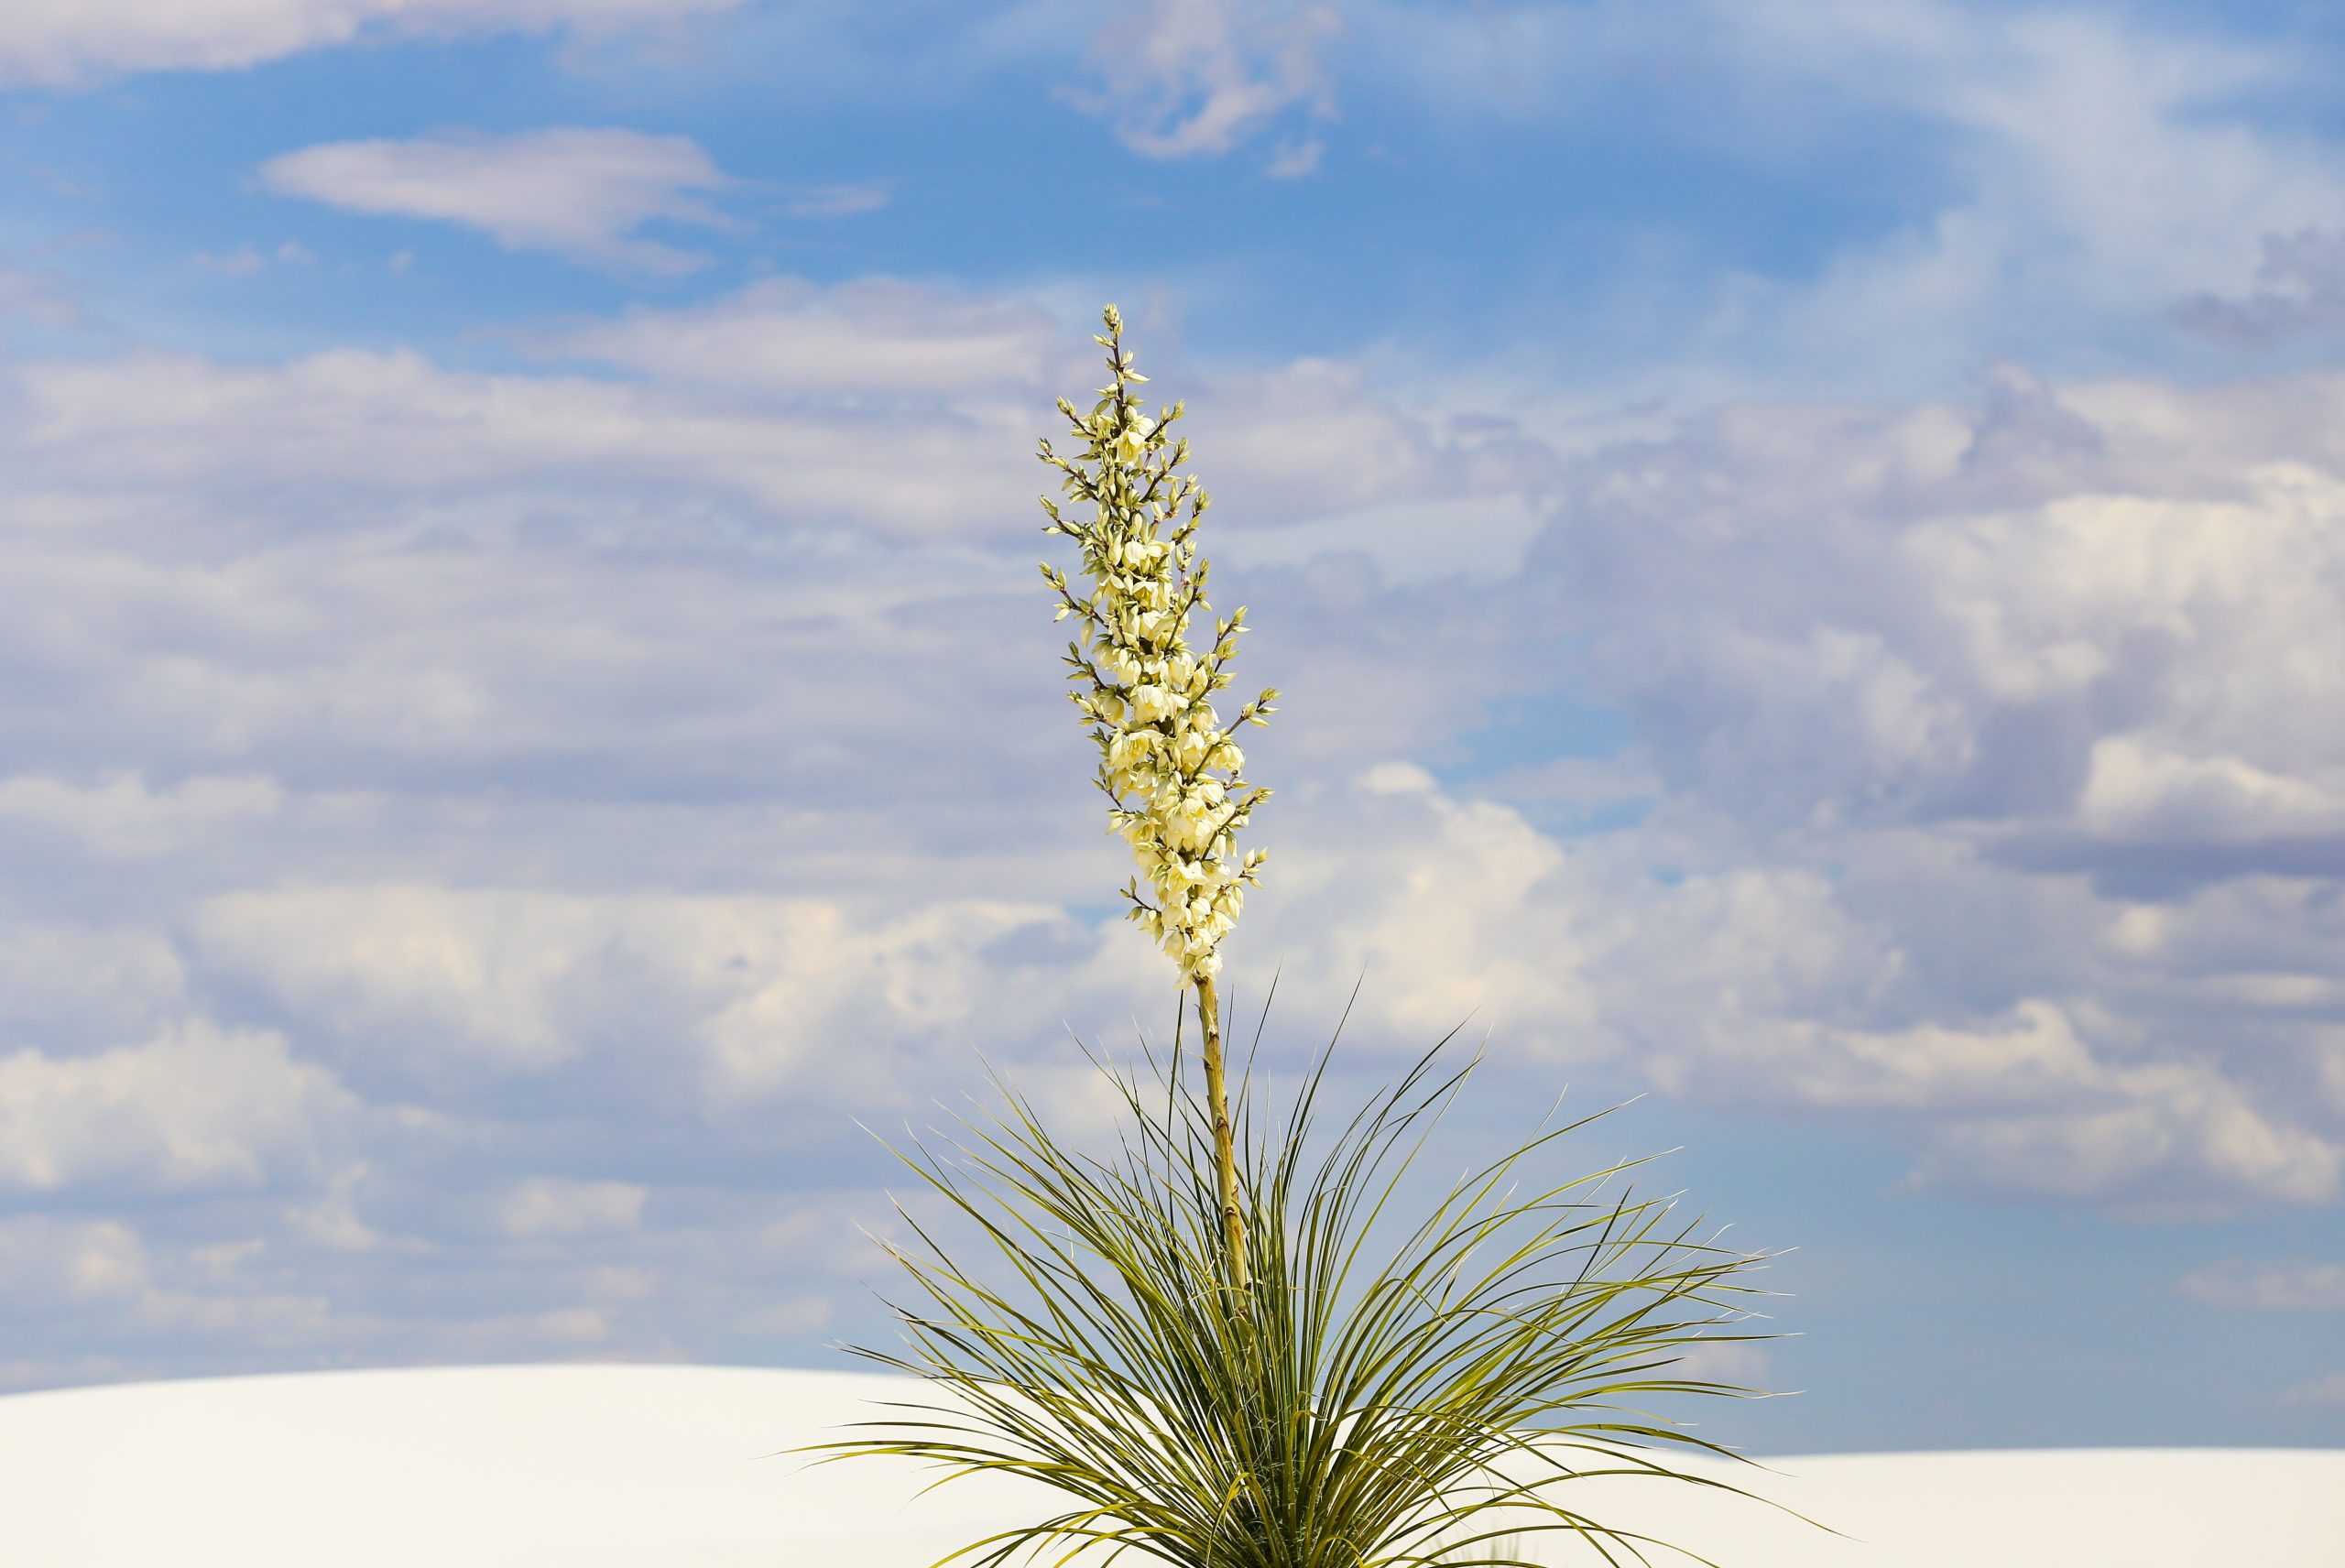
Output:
left=819, top=1029, right=1785, bottom=1568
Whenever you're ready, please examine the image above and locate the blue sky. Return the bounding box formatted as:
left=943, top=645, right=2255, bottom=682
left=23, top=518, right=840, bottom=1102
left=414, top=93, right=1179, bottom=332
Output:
left=2, top=0, right=2343, bottom=1454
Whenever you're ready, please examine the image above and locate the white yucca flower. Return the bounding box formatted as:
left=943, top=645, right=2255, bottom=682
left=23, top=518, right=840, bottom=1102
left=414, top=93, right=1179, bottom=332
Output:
left=1037, top=305, right=1277, bottom=985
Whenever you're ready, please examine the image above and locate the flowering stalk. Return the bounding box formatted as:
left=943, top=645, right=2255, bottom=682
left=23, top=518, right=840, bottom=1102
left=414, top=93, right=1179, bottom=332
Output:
left=1038, top=305, right=1276, bottom=1301
left=823, top=311, right=1786, bottom=1568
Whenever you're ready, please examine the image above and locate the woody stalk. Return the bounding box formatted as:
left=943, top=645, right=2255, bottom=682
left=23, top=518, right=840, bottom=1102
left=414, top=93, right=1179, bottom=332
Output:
left=1037, top=305, right=1276, bottom=1301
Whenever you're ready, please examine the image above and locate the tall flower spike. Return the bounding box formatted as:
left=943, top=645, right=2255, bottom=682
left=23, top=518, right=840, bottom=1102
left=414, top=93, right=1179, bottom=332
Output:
left=1038, top=308, right=1277, bottom=987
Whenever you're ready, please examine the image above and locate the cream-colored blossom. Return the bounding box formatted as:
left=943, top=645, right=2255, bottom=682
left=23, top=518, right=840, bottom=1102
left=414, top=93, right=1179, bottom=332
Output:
left=1037, top=307, right=1277, bottom=983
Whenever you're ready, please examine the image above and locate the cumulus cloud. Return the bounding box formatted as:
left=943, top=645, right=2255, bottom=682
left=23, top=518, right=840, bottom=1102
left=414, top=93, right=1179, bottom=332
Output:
left=1486, top=365, right=2345, bottom=1206
left=1903, top=1068, right=2340, bottom=1209
left=8, top=294, right=2338, bottom=1214
left=1175, top=359, right=1562, bottom=585
left=0, top=1218, right=148, bottom=1309
left=1373, top=1, right=2345, bottom=384
left=0, top=282, right=1552, bottom=862
left=1706, top=3, right=2344, bottom=382
left=1239, top=762, right=1596, bottom=1048
left=1004, top=736, right=2342, bottom=1210
left=1068, top=0, right=1342, bottom=159
left=1309, top=1, right=2345, bottom=397
left=1531, top=378, right=2345, bottom=861
left=2175, top=229, right=2345, bottom=349
left=9, top=248, right=2345, bottom=1389
left=259, top=128, right=734, bottom=272
left=0, top=1022, right=355, bottom=1194
left=0, top=0, right=751, bottom=88
left=194, top=885, right=1139, bottom=1108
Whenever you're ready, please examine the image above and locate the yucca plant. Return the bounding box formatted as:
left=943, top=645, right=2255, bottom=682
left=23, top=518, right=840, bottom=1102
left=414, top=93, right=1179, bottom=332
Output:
left=816, top=309, right=1788, bottom=1568
left=831, top=1021, right=1780, bottom=1568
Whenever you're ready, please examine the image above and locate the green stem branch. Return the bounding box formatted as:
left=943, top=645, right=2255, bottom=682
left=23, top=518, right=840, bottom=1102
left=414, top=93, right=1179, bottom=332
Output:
left=1193, top=972, right=1251, bottom=1312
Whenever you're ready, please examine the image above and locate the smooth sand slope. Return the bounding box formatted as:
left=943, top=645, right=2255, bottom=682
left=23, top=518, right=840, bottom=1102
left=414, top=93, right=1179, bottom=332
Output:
left=0, top=1365, right=2336, bottom=1566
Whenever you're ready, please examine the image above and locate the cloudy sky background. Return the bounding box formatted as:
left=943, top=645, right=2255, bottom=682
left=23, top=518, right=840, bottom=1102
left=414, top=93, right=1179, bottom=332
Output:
left=3, top=0, right=2344, bottom=1453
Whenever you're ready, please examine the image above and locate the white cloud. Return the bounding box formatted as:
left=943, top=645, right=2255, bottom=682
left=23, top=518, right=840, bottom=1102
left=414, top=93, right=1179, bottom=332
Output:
left=1189, top=358, right=1553, bottom=517
left=0, top=1022, right=355, bottom=1194
left=1538, top=385, right=2345, bottom=853
left=0, top=1218, right=148, bottom=1308
left=0, top=291, right=1552, bottom=877
left=1243, top=764, right=1598, bottom=1048
left=1903, top=1065, right=2341, bottom=1208
left=259, top=128, right=733, bottom=272
left=0, top=924, right=186, bottom=1051
left=197, top=887, right=608, bottom=1075
left=1304, top=2, right=2345, bottom=396
left=193, top=884, right=1143, bottom=1106
left=1069, top=757, right=2344, bottom=1208
left=2078, top=738, right=2345, bottom=843
left=7, top=281, right=1553, bottom=585
left=2176, top=228, right=2345, bottom=347
left=494, top=1177, right=647, bottom=1238
left=12, top=250, right=2345, bottom=1390
left=1722, top=2, right=2345, bottom=387
left=0, top=0, right=752, bottom=88
left=1498, top=368, right=2345, bottom=1205
left=1522, top=847, right=2337, bottom=1207
left=13, top=343, right=1037, bottom=538
left=12, top=305, right=2326, bottom=1210
left=2178, top=1260, right=2345, bottom=1312
left=1069, top=0, right=1343, bottom=159
left=1182, top=357, right=1562, bottom=583
left=543, top=278, right=1061, bottom=397
left=784, top=182, right=889, bottom=219
left=1262, top=136, right=1323, bottom=179
left=0, top=773, right=283, bottom=857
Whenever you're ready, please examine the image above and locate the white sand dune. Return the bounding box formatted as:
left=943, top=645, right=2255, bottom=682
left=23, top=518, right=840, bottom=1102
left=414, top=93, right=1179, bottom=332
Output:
left=0, top=1365, right=2336, bottom=1566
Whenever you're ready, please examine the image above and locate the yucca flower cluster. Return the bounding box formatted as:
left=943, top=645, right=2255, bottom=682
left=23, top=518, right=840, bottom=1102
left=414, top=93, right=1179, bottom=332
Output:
left=1037, top=305, right=1277, bottom=983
